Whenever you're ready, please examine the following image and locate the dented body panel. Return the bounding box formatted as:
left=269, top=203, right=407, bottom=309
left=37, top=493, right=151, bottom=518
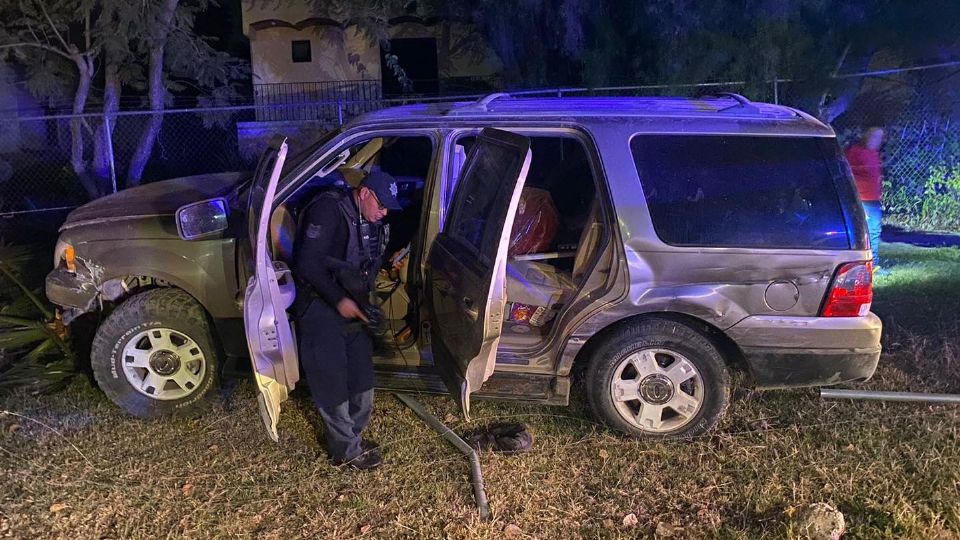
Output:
left=46, top=215, right=241, bottom=323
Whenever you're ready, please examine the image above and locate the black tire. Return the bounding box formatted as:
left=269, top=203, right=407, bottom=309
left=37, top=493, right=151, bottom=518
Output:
left=91, top=288, right=220, bottom=418
left=585, top=317, right=730, bottom=438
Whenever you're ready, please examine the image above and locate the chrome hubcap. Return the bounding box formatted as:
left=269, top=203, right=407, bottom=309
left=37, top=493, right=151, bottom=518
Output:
left=639, top=374, right=674, bottom=405
left=149, top=350, right=181, bottom=376
left=610, top=348, right=705, bottom=433
left=121, top=328, right=206, bottom=401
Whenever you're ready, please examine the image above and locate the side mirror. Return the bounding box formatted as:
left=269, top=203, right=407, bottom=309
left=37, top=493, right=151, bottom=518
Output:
left=176, top=198, right=229, bottom=240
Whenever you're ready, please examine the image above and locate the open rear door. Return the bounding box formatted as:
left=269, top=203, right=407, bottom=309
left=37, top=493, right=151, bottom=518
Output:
left=427, top=128, right=531, bottom=418
left=244, top=136, right=299, bottom=441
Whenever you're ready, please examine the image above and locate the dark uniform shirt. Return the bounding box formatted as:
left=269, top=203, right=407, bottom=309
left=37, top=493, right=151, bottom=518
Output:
left=294, top=194, right=351, bottom=309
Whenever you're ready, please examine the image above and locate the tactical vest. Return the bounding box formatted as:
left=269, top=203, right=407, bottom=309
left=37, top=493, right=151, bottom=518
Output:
left=304, top=188, right=389, bottom=301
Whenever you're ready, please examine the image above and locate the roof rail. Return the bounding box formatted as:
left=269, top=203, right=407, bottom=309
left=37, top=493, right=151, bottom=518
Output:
left=714, top=92, right=752, bottom=105
left=449, top=92, right=511, bottom=114
left=700, top=92, right=761, bottom=114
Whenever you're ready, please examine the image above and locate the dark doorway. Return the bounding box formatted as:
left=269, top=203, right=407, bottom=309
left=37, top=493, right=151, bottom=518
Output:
left=380, top=38, right=439, bottom=97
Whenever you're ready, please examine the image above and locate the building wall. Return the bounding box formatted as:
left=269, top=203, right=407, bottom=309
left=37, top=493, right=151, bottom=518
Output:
left=242, top=4, right=501, bottom=87
left=248, top=25, right=378, bottom=84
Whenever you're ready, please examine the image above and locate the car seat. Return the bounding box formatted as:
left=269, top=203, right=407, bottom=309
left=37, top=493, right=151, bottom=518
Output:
left=505, top=198, right=602, bottom=313
left=269, top=169, right=349, bottom=265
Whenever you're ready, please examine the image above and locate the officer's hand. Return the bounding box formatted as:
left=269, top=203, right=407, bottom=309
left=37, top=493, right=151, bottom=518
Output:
left=337, top=298, right=369, bottom=322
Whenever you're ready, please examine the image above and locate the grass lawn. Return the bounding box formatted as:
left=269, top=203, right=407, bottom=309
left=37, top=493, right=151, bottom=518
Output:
left=2, top=242, right=959, bottom=539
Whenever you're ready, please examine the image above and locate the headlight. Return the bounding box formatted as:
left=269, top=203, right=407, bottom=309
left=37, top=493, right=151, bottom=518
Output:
left=54, top=240, right=77, bottom=273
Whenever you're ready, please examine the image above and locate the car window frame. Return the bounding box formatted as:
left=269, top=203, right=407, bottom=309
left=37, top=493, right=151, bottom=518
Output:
left=441, top=126, right=614, bottom=286
left=274, top=127, right=441, bottom=207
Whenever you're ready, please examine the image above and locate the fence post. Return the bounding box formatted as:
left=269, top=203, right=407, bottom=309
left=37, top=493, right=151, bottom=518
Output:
left=104, top=114, right=117, bottom=193
left=773, top=77, right=779, bottom=105
left=557, top=88, right=562, bottom=98
left=337, top=99, right=344, bottom=126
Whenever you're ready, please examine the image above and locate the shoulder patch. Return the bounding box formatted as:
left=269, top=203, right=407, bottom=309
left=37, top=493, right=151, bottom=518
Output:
left=306, top=223, right=323, bottom=239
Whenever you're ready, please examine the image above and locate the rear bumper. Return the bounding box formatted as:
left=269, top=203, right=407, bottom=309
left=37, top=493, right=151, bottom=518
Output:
left=739, top=345, right=881, bottom=388
left=727, top=313, right=882, bottom=388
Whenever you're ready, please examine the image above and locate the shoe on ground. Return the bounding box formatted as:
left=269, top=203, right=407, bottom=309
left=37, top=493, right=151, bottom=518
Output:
left=358, top=438, right=382, bottom=462
left=331, top=440, right=382, bottom=470
left=333, top=450, right=382, bottom=471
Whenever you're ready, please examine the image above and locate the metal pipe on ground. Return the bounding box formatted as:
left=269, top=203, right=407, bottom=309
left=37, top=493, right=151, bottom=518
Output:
left=820, top=388, right=960, bottom=404
left=394, top=393, right=490, bottom=520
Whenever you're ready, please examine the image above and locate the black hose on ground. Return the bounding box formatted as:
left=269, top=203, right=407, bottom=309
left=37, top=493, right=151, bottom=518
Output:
left=393, top=393, right=490, bottom=520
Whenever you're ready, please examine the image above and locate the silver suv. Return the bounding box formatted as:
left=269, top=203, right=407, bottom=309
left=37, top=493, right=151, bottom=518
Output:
left=46, top=93, right=881, bottom=439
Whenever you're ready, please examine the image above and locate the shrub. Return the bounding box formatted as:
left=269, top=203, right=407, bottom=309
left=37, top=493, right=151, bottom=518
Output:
left=0, top=242, right=75, bottom=393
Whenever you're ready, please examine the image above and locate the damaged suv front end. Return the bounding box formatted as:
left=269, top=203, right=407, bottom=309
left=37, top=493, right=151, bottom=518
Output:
left=45, top=172, right=247, bottom=326
left=48, top=237, right=100, bottom=323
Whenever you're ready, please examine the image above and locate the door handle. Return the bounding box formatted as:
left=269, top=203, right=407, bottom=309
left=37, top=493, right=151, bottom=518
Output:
left=461, top=296, right=478, bottom=321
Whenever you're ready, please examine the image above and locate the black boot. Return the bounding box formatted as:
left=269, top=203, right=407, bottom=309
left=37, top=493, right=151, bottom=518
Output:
left=335, top=450, right=382, bottom=470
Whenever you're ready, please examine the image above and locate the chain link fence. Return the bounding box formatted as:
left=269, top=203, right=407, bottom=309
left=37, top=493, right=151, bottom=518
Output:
left=805, top=65, right=960, bottom=232
left=2, top=64, right=959, bottom=239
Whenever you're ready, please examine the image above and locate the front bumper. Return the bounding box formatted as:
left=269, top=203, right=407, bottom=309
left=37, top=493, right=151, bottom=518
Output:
left=45, top=267, right=98, bottom=317
left=727, top=313, right=882, bottom=389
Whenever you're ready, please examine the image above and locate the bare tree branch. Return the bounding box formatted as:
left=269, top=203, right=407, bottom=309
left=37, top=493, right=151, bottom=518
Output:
left=35, top=0, right=73, bottom=54
left=81, top=117, right=94, bottom=136
left=26, top=22, right=41, bottom=45
left=84, top=7, right=90, bottom=52
left=0, top=42, right=72, bottom=61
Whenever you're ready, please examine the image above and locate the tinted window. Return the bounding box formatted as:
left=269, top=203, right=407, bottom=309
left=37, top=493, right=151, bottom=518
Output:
left=631, top=135, right=850, bottom=249
left=447, top=141, right=524, bottom=260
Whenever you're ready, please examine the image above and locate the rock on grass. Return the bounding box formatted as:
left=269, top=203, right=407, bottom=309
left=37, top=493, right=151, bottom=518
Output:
left=796, top=503, right=845, bottom=540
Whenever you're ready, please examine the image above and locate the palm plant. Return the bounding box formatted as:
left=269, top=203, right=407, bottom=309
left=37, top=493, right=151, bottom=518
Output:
left=0, top=241, right=75, bottom=392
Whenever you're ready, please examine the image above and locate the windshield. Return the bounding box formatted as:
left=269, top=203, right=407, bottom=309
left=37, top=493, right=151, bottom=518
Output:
left=280, top=127, right=341, bottom=178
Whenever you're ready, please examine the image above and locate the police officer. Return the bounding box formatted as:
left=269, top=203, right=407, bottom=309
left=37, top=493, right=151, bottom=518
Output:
left=293, top=171, right=402, bottom=470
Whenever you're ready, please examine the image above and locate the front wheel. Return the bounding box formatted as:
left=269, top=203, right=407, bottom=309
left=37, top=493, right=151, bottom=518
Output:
left=585, top=318, right=730, bottom=438
left=91, top=288, right=220, bottom=418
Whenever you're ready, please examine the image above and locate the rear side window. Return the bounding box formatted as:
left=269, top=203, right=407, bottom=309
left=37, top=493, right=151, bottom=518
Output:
left=631, top=135, right=850, bottom=249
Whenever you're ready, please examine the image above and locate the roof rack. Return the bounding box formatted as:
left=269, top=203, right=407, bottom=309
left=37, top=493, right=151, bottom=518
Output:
left=448, top=92, right=511, bottom=114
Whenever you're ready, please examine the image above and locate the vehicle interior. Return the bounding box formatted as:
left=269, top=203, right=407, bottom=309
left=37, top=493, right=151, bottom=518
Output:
left=268, top=131, right=605, bottom=371
left=268, top=135, right=434, bottom=368
left=452, top=135, right=603, bottom=351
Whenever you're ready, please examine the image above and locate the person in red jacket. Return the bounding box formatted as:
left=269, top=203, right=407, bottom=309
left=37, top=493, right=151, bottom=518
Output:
left=845, top=127, right=884, bottom=269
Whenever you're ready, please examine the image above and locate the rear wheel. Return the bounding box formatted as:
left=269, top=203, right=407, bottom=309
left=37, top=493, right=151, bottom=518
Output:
left=586, top=318, right=730, bottom=438
left=91, top=288, right=220, bottom=418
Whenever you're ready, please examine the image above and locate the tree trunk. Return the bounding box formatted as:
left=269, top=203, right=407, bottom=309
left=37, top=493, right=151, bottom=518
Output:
left=127, top=0, right=179, bottom=187
left=70, top=55, right=100, bottom=199
left=92, top=62, right=120, bottom=190
left=818, top=47, right=876, bottom=124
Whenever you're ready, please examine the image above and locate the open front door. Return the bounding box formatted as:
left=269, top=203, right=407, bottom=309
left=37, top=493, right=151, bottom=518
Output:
left=244, top=136, right=299, bottom=441
left=427, top=128, right=532, bottom=418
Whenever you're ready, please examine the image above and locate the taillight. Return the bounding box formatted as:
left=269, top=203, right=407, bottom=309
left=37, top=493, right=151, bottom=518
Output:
left=820, top=261, right=873, bottom=317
